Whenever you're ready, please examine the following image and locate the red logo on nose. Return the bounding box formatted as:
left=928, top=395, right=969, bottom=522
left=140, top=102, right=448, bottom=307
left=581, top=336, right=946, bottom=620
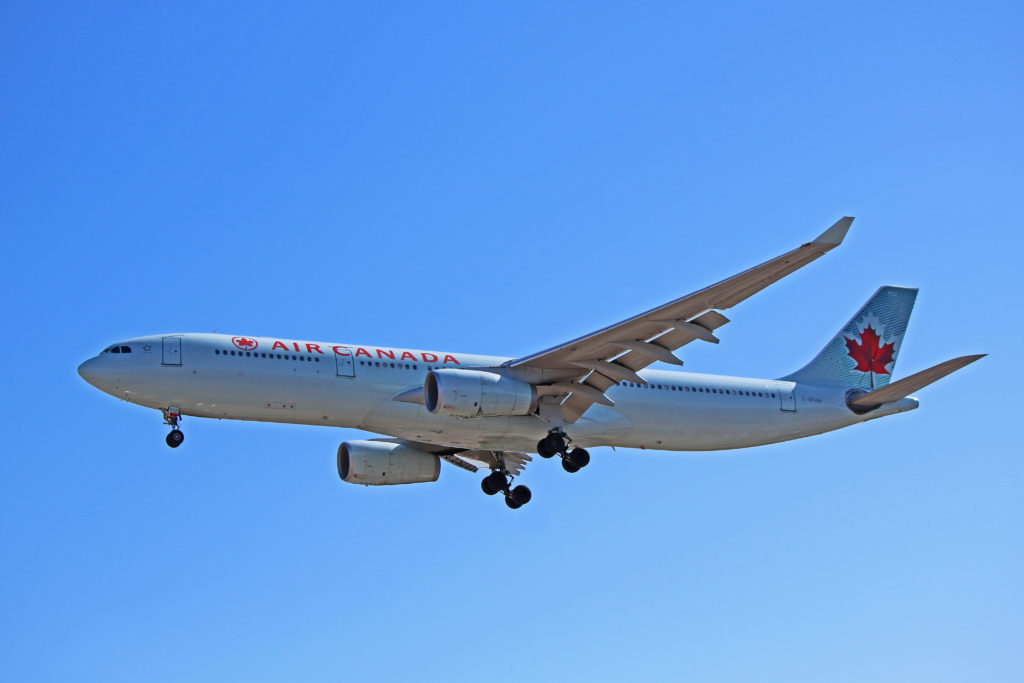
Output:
left=232, top=337, right=258, bottom=351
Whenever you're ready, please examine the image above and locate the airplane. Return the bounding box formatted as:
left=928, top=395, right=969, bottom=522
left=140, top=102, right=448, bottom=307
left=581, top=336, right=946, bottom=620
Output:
left=77, top=218, right=983, bottom=509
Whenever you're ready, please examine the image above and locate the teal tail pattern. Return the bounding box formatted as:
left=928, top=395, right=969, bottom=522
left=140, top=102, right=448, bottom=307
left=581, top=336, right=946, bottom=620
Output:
left=781, top=286, right=918, bottom=389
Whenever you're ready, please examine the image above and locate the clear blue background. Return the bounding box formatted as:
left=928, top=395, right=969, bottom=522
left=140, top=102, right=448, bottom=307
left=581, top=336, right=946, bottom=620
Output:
left=2, top=2, right=1020, bottom=681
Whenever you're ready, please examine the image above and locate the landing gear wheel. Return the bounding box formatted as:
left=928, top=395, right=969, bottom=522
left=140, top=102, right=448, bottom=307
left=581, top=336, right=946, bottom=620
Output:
left=510, top=485, right=532, bottom=506
left=481, top=471, right=506, bottom=496
left=166, top=430, right=184, bottom=448
left=538, top=431, right=567, bottom=458
left=561, top=459, right=580, bottom=474
left=567, top=447, right=590, bottom=469
left=485, top=453, right=532, bottom=509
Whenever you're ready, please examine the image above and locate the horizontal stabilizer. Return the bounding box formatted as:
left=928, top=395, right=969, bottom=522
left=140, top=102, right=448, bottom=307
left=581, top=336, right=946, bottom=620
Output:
left=849, top=354, right=986, bottom=407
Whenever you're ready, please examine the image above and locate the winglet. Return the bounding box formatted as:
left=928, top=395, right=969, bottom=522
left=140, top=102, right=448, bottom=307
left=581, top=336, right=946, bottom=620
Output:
left=812, top=216, right=854, bottom=246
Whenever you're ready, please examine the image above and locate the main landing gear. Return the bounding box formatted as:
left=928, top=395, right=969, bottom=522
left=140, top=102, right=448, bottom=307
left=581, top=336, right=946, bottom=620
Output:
left=480, top=462, right=532, bottom=510
left=163, top=407, right=184, bottom=449
left=536, top=430, right=590, bottom=473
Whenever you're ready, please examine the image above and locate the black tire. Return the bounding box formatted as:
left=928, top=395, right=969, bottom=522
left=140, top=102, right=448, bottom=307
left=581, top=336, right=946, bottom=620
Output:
left=568, top=448, right=590, bottom=468
left=505, top=496, right=522, bottom=509
left=481, top=471, right=505, bottom=495
left=510, top=485, right=532, bottom=506
left=166, top=430, right=184, bottom=448
left=541, top=432, right=565, bottom=456
left=561, top=458, right=580, bottom=473
left=537, top=438, right=556, bottom=458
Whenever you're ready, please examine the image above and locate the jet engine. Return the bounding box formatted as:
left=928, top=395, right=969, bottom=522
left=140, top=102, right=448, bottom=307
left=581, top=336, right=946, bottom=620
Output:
left=424, top=368, right=537, bottom=418
left=337, top=440, right=440, bottom=486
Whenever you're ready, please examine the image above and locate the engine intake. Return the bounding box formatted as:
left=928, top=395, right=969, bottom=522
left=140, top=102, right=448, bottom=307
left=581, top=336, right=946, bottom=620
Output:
left=424, top=368, right=537, bottom=418
left=337, top=440, right=440, bottom=486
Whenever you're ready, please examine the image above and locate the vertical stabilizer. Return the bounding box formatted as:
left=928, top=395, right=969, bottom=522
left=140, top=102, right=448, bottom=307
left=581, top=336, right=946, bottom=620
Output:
left=781, top=286, right=918, bottom=389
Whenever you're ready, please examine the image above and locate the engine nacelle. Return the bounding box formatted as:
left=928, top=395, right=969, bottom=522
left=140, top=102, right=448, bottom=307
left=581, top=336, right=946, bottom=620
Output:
left=424, top=368, right=537, bottom=418
left=337, top=440, right=440, bottom=486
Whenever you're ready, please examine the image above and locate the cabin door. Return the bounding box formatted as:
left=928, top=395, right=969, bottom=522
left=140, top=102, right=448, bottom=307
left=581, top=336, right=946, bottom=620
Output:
left=778, top=385, right=796, bottom=412
left=161, top=336, right=182, bottom=366
left=335, top=347, right=355, bottom=377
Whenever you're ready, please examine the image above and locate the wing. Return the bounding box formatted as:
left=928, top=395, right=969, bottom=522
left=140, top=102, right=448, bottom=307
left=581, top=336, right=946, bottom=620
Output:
left=507, top=217, right=854, bottom=422
left=373, top=437, right=532, bottom=476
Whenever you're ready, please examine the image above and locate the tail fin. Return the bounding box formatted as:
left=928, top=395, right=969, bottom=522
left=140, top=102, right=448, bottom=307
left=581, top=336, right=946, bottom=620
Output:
left=782, top=286, right=918, bottom=389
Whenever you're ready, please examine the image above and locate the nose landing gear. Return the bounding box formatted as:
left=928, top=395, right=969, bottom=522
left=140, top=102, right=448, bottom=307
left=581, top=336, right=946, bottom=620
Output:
left=537, top=429, right=590, bottom=473
left=480, top=458, right=532, bottom=509
left=163, top=407, right=184, bottom=448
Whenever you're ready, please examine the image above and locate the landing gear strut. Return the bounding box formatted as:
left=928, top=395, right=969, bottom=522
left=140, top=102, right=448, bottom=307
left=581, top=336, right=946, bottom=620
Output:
left=537, top=429, right=590, bottom=473
left=163, top=407, right=184, bottom=449
left=480, top=456, right=531, bottom=509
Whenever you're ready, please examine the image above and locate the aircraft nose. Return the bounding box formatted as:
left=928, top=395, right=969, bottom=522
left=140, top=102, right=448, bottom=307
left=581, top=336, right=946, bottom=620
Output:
left=78, top=357, right=103, bottom=387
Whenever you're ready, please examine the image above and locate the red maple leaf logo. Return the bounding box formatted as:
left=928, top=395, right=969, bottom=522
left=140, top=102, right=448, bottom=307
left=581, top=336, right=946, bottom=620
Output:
left=232, top=336, right=258, bottom=350
left=845, top=324, right=895, bottom=388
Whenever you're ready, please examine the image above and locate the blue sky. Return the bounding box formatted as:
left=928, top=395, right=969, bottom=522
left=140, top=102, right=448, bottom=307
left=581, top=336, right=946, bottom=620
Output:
left=2, top=2, right=1021, bottom=681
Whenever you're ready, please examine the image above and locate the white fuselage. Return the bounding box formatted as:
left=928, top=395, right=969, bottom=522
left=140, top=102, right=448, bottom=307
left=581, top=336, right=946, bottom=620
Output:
left=78, top=333, right=918, bottom=453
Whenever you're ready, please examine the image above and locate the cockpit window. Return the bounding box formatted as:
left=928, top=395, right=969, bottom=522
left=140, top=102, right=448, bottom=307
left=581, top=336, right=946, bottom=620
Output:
left=104, top=344, right=132, bottom=354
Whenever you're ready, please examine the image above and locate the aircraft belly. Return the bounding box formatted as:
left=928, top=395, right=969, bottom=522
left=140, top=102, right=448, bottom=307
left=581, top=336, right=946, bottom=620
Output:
left=363, top=404, right=529, bottom=450
left=185, top=365, right=365, bottom=425
left=566, top=405, right=632, bottom=447
left=605, top=389, right=860, bottom=451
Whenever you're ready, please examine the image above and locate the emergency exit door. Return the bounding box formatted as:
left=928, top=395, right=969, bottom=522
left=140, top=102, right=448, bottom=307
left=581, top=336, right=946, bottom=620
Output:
left=778, top=385, right=796, bottom=412
left=162, top=336, right=182, bottom=366
left=334, top=346, right=355, bottom=377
